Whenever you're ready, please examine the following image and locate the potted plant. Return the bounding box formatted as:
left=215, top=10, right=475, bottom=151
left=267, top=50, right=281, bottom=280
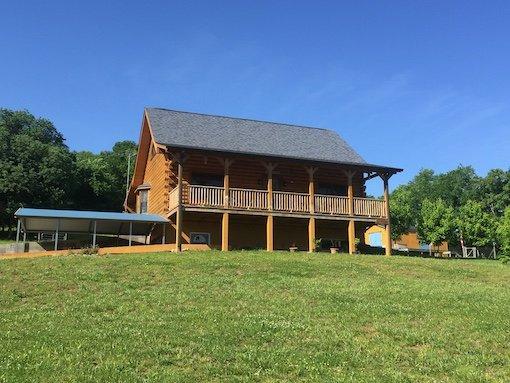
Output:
left=330, top=240, right=340, bottom=254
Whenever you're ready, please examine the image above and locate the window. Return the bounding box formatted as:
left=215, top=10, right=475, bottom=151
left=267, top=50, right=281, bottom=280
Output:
left=191, top=173, right=223, bottom=187
left=139, top=190, right=148, bottom=213
left=190, top=232, right=210, bottom=245
left=317, top=183, right=347, bottom=196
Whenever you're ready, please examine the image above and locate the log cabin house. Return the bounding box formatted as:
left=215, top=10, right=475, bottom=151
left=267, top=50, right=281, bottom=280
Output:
left=125, top=108, right=402, bottom=254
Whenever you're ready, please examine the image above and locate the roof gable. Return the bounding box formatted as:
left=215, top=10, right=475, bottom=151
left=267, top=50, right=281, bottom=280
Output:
left=146, top=108, right=367, bottom=165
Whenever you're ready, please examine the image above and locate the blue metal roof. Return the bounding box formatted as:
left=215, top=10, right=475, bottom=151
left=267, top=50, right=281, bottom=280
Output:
left=15, top=208, right=168, bottom=223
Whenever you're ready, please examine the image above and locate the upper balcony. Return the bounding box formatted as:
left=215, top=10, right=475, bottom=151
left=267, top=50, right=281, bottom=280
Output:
left=169, top=184, right=387, bottom=220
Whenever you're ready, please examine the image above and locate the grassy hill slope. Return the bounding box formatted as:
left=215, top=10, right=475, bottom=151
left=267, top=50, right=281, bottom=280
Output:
left=0, top=252, right=509, bottom=382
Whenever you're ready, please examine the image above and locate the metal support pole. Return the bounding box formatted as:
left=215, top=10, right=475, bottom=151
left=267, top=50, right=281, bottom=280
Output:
left=162, top=223, right=166, bottom=244
left=54, top=219, right=60, bottom=251
left=92, top=220, right=97, bottom=248
left=16, top=219, right=21, bottom=244
left=129, top=221, right=133, bottom=246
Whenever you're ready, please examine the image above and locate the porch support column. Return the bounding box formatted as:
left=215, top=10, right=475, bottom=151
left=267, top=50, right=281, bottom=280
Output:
left=382, top=173, right=392, bottom=256
left=308, top=217, right=316, bottom=253
left=266, top=215, right=274, bottom=252
left=263, top=162, right=277, bottom=251
left=305, top=166, right=318, bottom=252
left=175, top=155, right=185, bottom=252
left=221, top=159, right=233, bottom=252
left=345, top=170, right=356, bottom=255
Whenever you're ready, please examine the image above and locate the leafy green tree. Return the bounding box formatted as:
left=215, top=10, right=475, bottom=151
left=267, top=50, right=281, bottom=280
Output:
left=74, top=141, right=137, bottom=211
left=497, top=207, right=510, bottom=256
left=0, top=109, right=78, bottom=231
left=475, top=168, right=510, bottom=217
left=419, top=198, right=457, bottom=246
left=389, top=185, right=414, bottom=240
left=457, top=200, right=498, bottom=247
left=433, top=166, right=479, bottom=208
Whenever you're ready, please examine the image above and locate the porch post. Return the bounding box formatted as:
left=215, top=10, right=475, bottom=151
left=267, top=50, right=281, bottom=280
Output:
left=346, top=170, right=356, bottom=255
left=54, top=219, right=60, bottom=251
left=92, top=220, right=97, bottom=248
left=308, top=217, right=316, bottom=253
left=222, top=159, right=232, bottom=252
left=175, top=158, right=184, bottom=252
left=264, top=163, right=276, bottom=251
left=382, top=174, right=392, bottom=256
left=306, top=166, right=317, bottom=253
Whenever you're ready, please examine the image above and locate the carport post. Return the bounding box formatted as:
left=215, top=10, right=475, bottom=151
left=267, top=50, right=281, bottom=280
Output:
left=128, top=221, right=132, bottom=246
left=54, top=219, right=60, bottom=251
left=92, top=220, right=97, bottom=248
left=16, top=219, right=21, bottom=244
left=162, top=223, right=166, bottom=244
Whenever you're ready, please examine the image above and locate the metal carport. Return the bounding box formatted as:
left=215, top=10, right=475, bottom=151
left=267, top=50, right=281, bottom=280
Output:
left=14, top=208, right=168, bottom=251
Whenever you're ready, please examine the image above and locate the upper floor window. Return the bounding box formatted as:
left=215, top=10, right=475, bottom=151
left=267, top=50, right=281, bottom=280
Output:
left=191, top=173, right=223, bottom=187
left=317, top=183, right=347, bottom=196
left=139, top=189, right=148, bottom=213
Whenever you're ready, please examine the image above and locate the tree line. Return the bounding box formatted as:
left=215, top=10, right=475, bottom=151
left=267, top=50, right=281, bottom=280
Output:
left=390, top=166, right=510, bottom=255
left=0, top=109, right=137, bottom=234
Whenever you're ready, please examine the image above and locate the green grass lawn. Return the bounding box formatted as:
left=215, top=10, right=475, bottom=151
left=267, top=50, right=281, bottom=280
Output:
left=0, top=252, right=508, bottom=382
left=0, top=239, right=14, bottom=244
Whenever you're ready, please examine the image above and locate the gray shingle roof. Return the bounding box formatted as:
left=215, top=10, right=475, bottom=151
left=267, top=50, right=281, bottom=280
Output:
left=146, top=108, right=367, bottom=165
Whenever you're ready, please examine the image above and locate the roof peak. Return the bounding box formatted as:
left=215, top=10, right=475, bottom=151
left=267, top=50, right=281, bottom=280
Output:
left=145, top=107, right=331, bottom=133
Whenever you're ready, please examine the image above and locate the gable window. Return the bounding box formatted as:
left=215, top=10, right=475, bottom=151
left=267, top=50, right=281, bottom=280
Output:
left=139, top=189, right=148, bottom=213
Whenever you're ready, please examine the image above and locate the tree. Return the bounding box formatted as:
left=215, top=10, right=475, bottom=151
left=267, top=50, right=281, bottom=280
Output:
left=498, top=207, right=510, bottom=256
left=389, top=185, right=414, bottom=240
left=419, top=198, right=457, bottom=246
left=74, top=141, right=137, bottom=211
left=0, top=109, right=78, bottom=231
left=457, top=200, right=498, bottom=247
left=475, top=168, right=510, bottom=217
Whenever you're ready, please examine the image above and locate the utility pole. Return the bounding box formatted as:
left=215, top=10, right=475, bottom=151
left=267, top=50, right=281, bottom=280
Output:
left=126, top=151, right=136, bottom=193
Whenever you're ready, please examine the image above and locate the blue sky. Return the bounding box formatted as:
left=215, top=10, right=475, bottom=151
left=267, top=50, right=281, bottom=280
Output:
left=1, top=1, right=509, bottom=195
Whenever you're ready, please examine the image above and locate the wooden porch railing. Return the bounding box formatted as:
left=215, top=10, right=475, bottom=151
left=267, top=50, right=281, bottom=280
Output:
left=314, top=194, right=350, bottom=215
left=273, top=191, right=309, bottom=213
left=174, top=185, right=386, bottom=218
left=353, top=197, right=386, bottom=218
left=229, top=188, right=268, bottom=210
left=188, top=185, right=224, bottom=207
